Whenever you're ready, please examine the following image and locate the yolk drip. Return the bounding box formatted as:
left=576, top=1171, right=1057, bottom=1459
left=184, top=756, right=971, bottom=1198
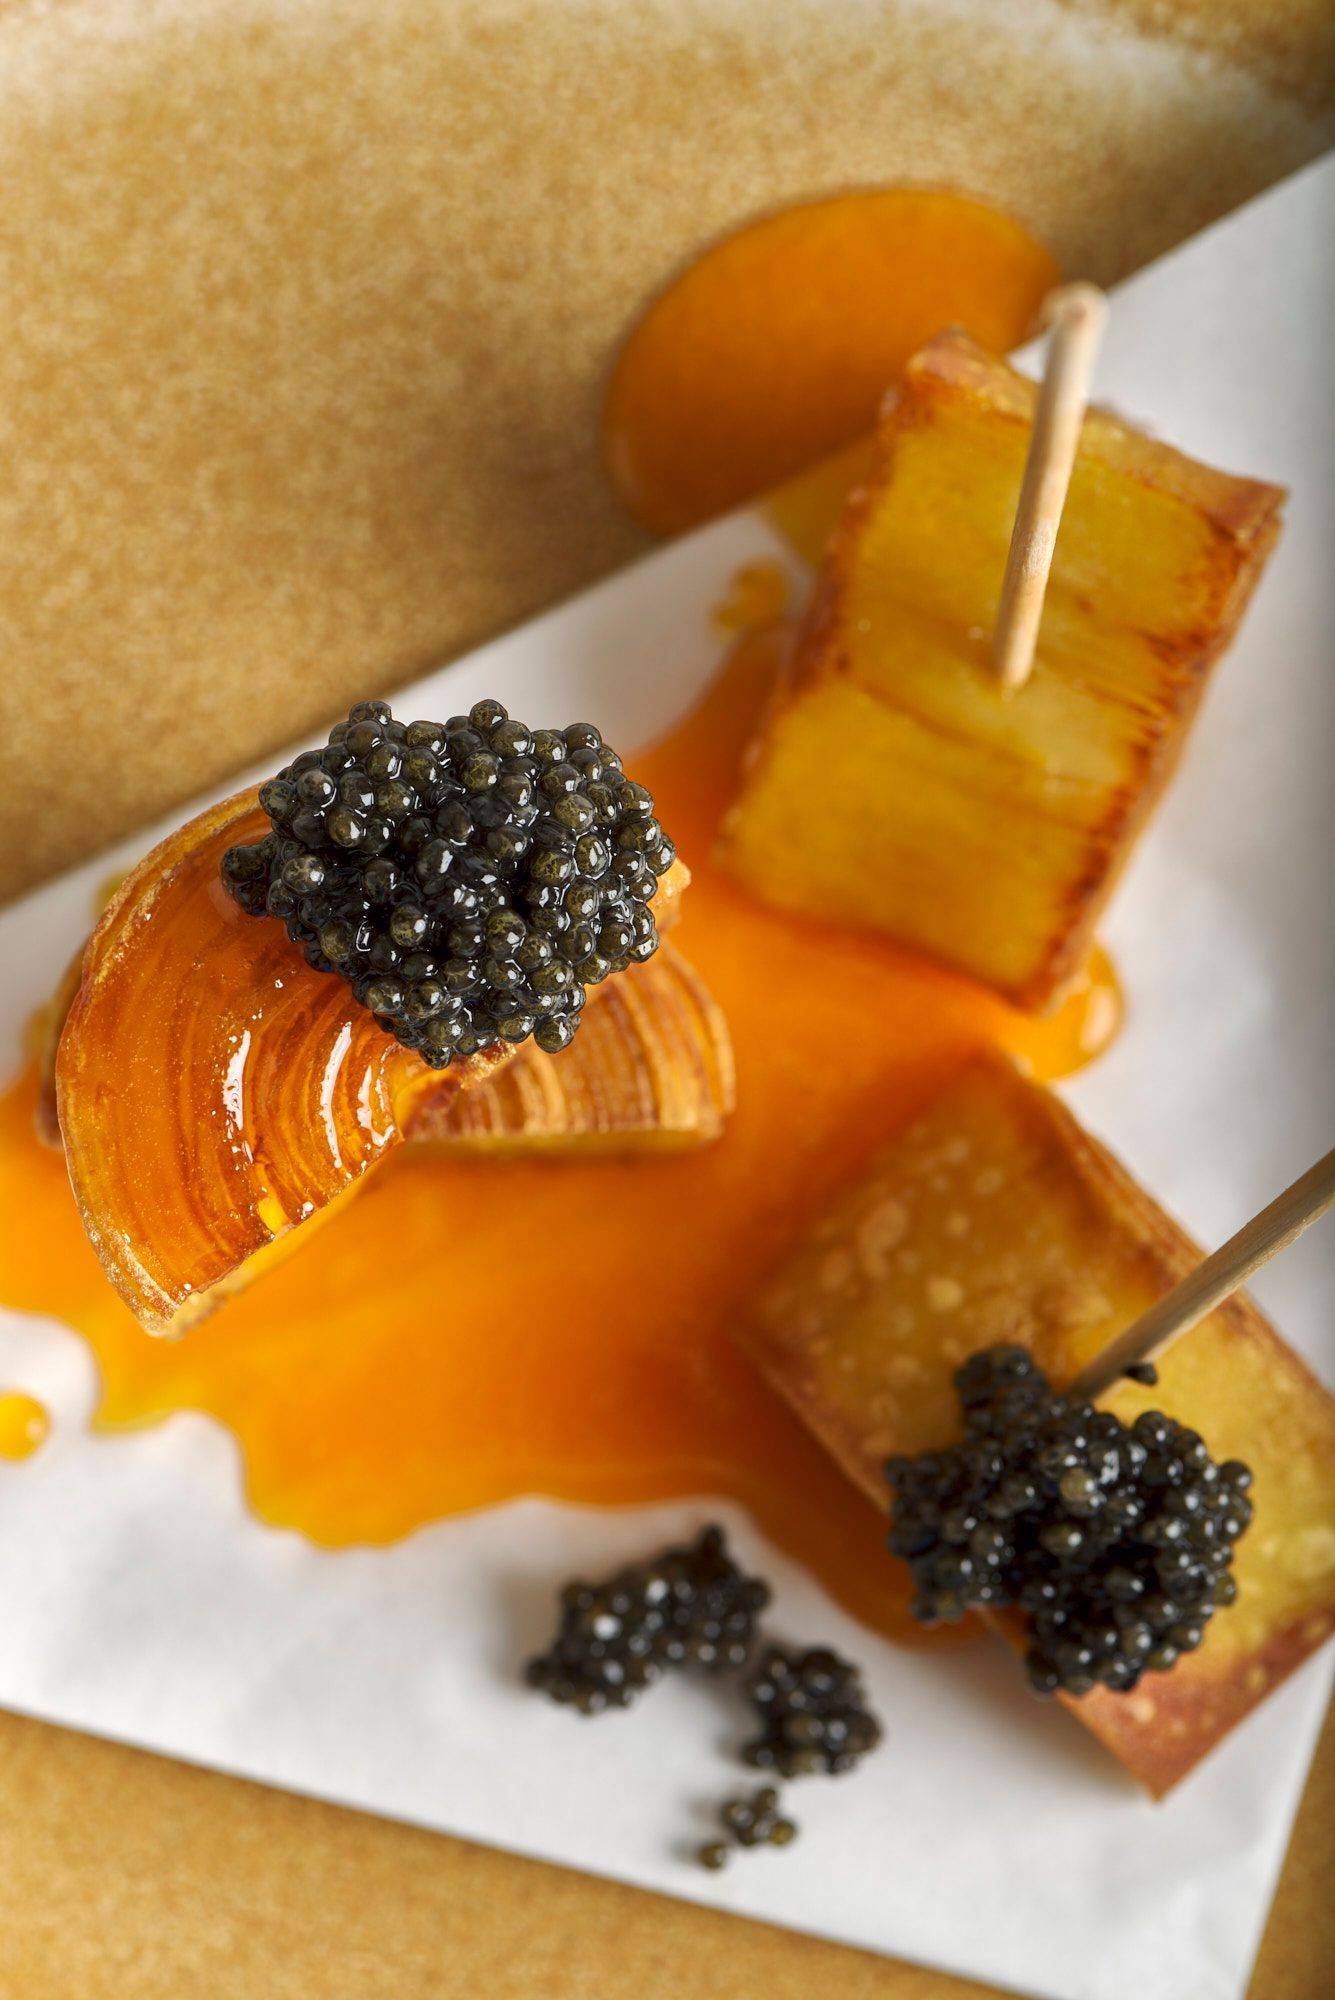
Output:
left=0, top=612, right=1117, bottom=1641
left=603, top=188, right=1059, bottom=534
left=0, top=1391, right=50, bottom=1461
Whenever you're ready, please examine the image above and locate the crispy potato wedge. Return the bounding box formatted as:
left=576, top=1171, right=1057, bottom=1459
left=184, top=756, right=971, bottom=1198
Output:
left=719, top=331, right=1284, bottom=1010
left=738, top=1054, right=1335, bottom=1793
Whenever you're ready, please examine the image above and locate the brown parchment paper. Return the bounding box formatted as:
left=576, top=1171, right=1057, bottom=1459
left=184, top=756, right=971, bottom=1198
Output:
left=0, top=1703, right=1329, bottom=1998
left=0, top=2, right=1331, bottom=1995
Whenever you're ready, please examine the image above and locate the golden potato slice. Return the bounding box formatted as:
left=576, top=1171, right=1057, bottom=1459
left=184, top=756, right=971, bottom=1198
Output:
left=719, top=331, right=1284, bottom=1009
left=738, top=1055, right=1335, bottom=1793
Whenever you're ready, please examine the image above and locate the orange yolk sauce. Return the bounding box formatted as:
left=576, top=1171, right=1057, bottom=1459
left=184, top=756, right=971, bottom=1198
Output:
left=603, top=187, right=1058, bottom=534
left=0, top=613, right=1117, bottom=1642
left=0, top=189, right=1116, bottom=1644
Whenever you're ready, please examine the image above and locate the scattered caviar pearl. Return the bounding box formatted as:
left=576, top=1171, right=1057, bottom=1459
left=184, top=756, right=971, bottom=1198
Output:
left=525, top=1525, right=770, bottom=1714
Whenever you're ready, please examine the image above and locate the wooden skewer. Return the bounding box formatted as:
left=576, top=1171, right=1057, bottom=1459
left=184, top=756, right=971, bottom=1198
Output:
left=991, top=282, right=1109, bottom=693
left=1070, top=1147, right=1335, bottom=1398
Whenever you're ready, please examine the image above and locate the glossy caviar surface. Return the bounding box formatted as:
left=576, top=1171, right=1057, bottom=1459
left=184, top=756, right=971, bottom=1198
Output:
left=699, top=1786, right=799, bottom=1868
left=222, top=700, right=675, bottom=1065
left=742, top=1644, right=883, bottom=1777
left=526, top=1523, right=882, bottom=1856
left=887, top=1345, right=1255, bottom=1697
left=0, top=625, right=1113, bottom=1637
left=525, top=1525, right=771, bottom=1715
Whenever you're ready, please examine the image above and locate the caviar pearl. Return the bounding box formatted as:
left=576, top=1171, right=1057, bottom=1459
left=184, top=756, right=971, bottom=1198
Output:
left=525, top=1526, right=770, bottom=1715
left=742, top=1644, right=882, bottom=1777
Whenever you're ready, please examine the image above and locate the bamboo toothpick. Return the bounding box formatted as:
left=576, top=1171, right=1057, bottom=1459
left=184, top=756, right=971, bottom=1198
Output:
left=1070, top=1148, right=1335, bottom=1399
left=991, top=282, right=1109, bottom=692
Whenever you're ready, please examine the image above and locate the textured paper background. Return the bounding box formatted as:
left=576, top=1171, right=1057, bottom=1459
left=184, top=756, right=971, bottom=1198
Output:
left=1, top=4, right=1333, bottom=1997
left=1, top=161, right=1333, bottom=2000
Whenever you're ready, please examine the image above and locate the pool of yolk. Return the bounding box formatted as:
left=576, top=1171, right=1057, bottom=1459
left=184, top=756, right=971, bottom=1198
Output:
left=603, top=187, right=1059, bottom=535
left=0, top=609, right=1117, bottom=1644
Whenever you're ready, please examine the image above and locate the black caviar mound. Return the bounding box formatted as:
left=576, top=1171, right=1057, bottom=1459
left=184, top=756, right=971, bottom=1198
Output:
left=525, top=1525, right=771, bottom=1715
left=886, top=1344, right=1254, bottom=1698
left=221, top=699, right=675, bottom=1066
left=742, top=1644, right=883, bottom=1777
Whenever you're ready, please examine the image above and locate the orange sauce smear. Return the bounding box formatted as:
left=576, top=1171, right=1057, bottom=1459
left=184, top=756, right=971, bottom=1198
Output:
left=0, top=615, right=1117, bottom=1640
left=604, top=188, right=1058, bottom=534
left=0, top=1391, right=50, bottom=1462
left=0, top=188, right=1112, bottom=1640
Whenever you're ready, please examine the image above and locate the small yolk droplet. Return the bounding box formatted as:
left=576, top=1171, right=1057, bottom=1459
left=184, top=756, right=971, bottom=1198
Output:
left=0, top=1390, right=50, bottom=1461
left=1005, top=945, right=1124, bottom=1077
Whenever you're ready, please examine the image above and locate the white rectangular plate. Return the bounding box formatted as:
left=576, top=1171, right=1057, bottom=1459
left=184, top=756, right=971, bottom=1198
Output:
left=1, top=157, right=1333, bottom=2000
